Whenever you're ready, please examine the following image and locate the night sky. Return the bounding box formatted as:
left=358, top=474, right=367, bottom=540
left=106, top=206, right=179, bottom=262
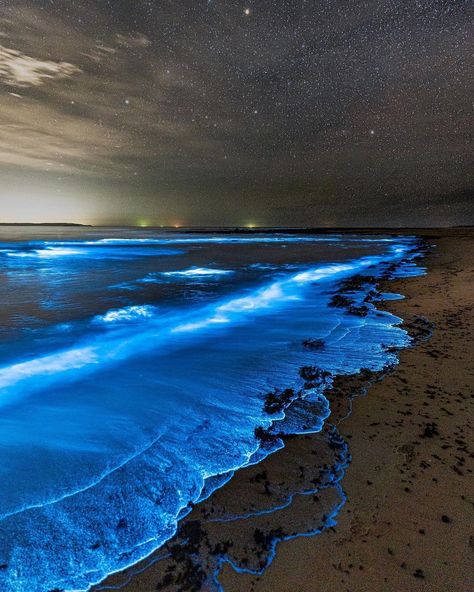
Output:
left=0, top=1, right=472, bottom=226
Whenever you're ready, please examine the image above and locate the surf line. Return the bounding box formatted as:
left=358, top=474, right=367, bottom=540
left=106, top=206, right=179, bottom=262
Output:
left=0, top=243, right=411, bottom=402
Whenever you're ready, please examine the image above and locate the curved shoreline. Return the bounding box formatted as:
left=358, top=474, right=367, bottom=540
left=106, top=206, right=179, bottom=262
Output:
left=91, top=239, right=429, bottom=592
left=220, top=229, right=473, bottom=591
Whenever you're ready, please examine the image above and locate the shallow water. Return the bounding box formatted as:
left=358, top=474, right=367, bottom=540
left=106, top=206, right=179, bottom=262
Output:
left=0, top=229, right=424, bottom=592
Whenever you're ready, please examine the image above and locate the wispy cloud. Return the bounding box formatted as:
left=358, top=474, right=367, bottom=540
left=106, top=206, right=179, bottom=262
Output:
left=115, top=33, right=151, bottom=49
left=0, top=44, right=81, bottom=87
left=0, top=6, right=207, bottom=178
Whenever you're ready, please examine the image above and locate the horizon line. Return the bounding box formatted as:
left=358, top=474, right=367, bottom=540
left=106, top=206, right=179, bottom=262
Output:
left=1, top=223, right=473, bottom=230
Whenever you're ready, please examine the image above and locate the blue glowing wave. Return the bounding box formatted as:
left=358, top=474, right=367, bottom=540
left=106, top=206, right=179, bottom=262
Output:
left=0, top=244, right=408, bottom=399
left=3, top=245, right=183, bottom=259
left=44, top=235, right=396, bottom=246
left=0, top=235, right=424, bottom=592
left=161, top=267, right=234, bottom=278
left=93, top=305, right=159, bottom=325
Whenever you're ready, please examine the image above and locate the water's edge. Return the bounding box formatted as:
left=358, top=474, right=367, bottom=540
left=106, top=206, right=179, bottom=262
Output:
left=91, top=238, right=431, bottom=592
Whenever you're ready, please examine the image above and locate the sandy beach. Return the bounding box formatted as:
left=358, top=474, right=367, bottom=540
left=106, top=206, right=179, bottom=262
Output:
left=95, top=228, right=473, bottom=592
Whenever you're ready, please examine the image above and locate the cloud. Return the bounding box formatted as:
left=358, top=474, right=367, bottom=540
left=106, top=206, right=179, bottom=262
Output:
left=115, top=33, right=151, bottom=49
left=0, top=44, right=81, bottom=87
left=0, top=7, right=199, bottom=177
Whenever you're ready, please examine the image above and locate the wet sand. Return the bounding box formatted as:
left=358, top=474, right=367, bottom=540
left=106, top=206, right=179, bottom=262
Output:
left=95, top=228, right=473, bottom=592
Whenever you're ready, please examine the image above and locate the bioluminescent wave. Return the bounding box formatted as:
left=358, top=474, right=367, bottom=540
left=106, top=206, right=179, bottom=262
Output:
left=93, top=305, right=159, bottom=325
left=4, top=245, right=184, bottom=259
left=0, top=244, right=407, bottom=397
left=0, top=229, right=424, bottom=592
left=44, top=235, right=396, bottom=246
left=162, top=267, right=234, bottom=277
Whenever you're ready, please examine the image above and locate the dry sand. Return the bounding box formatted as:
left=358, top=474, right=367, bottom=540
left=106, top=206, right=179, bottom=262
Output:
left=95, top=229, right=473, bottom=592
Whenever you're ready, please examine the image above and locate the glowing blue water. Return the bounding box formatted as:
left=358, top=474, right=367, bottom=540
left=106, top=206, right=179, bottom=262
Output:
left=0, top=230, right=424, bottom=592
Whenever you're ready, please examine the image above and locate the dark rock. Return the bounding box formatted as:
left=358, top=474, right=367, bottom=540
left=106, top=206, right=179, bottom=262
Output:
left=302, top=338, right=325, bottom=351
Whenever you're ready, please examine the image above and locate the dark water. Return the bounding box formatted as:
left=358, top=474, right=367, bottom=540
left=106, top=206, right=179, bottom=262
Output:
left=0, top=228, right=424, bottom=591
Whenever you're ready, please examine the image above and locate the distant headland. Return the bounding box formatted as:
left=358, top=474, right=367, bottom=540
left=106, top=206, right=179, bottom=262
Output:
left=0, top=223, right=92, bottom=227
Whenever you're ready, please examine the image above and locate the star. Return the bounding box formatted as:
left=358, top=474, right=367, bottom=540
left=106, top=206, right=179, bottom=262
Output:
left=0, top=0, right=470, bottom=227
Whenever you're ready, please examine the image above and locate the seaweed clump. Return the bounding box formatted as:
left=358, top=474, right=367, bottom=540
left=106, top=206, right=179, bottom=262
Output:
left=329, top=294, right=354, bottom=308
left=402, top=316, right=435, bottom=345
left=254, top=426, right=281, bottom=446
left=263, top=388, right=297, bottom=415
left=299, top=366, right=331, bottom=389
left=157, top=521, right=207, bottom=591
left=302, top=338, right=325, bottom=351
left=347, top=304, right=370, bottom=317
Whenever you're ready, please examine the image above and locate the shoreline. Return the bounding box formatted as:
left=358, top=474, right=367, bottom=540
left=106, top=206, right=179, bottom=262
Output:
left=91, top=230, right=474, bottom=592
left=0, top=233, right=424, bottom=592
left=218, top=228, right=473, bottom=591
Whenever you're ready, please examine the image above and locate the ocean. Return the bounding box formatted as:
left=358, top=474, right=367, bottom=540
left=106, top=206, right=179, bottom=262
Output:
left=0, top=228, right=424, bottom=591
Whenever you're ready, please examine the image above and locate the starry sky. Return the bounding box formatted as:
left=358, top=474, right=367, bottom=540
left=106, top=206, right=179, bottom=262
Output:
left=0, top=0, right=472, bottom=226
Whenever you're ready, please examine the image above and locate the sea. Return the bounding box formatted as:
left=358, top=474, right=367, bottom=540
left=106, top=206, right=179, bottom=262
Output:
left=0, top=227, right=425, bottom=591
